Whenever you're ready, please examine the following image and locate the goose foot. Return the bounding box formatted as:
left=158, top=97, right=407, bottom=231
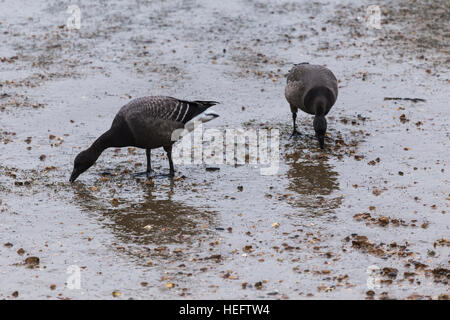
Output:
left=290, top=130, right=302, bottom=138
left=166, top=170, right=175, bottom=178
left=133, top=170, right=154, bottom=177
left=151, top=172, right=175, bottom=179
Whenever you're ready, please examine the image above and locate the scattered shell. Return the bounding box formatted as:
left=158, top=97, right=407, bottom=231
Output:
left=24, top=256, right=40, bottom=267
left=112, top=291, right=121, bottom=297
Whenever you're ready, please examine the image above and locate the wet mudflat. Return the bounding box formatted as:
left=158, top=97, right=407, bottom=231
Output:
left=0, top=0, right=448, bottom=299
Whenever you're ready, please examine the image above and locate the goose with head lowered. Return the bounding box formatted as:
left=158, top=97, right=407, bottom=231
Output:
left=285, top=63, right=338, bottom=149
left=69, top=96, right=219, bottom=182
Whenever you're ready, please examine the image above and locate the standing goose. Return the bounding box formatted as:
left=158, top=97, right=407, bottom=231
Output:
left=285, top=63, right=338, bottom=148
left=69, top=96, right=219, bottom=182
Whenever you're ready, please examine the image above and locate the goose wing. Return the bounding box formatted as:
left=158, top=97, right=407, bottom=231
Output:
left=285, top=64, right=338, bottom=109
left=118, top=96, right=218, bottom=125
left=115, top=96, right=219, bottom=149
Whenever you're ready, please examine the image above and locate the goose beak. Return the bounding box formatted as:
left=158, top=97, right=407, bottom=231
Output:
left=318, top=137, right=325, bottom=149
left=316, top=133, right=325, bottom=149
left=69, top=168, right=81, bottom=183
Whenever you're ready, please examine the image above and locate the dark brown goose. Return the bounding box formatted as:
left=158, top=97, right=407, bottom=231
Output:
left=285, top=63, right=338, bottom=148
left=69, top=96, right=219, bottom=182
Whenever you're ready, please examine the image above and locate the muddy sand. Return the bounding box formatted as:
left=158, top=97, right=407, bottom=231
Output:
left=0, top=0, right=448, bottom=299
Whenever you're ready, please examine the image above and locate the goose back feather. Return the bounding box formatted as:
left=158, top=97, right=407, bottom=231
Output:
left=114, top=96, right=218, bottom=149
left=285, top=64, right=338, bottom=115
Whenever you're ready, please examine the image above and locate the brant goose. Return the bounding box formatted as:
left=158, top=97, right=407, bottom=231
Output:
left=285, top=63, right=338, bottom=148
left=69, top=96, right=219, bottom=182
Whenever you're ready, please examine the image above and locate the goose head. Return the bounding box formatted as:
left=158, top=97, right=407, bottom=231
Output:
left=313, top=115, right=327, bottom=149
left=69, top=150, right=98, bottom=182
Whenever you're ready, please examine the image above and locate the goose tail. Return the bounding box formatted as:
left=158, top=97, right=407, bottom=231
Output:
left=192, top=100, right=220, bottom=108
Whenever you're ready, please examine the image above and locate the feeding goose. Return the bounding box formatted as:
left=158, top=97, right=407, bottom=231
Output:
left=285, top=62, right=338, bottom=148
left=69, top=96, right=219, bottom=182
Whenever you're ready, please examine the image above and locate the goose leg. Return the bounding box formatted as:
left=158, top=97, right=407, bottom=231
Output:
left=133, top=148, right=153, bottom=177
left=146, top=148, right=152, bottom=173
left=164, top=145, right=175, bottom=177
left=290, top=112, right=302, bottom=138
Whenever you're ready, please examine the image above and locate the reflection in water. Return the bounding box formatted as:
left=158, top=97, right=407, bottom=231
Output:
left=71, top=182, right=216, bottom=246
left=285, top=148, right=341, bottom=215
left=286, top=153, right=338, bottom=196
